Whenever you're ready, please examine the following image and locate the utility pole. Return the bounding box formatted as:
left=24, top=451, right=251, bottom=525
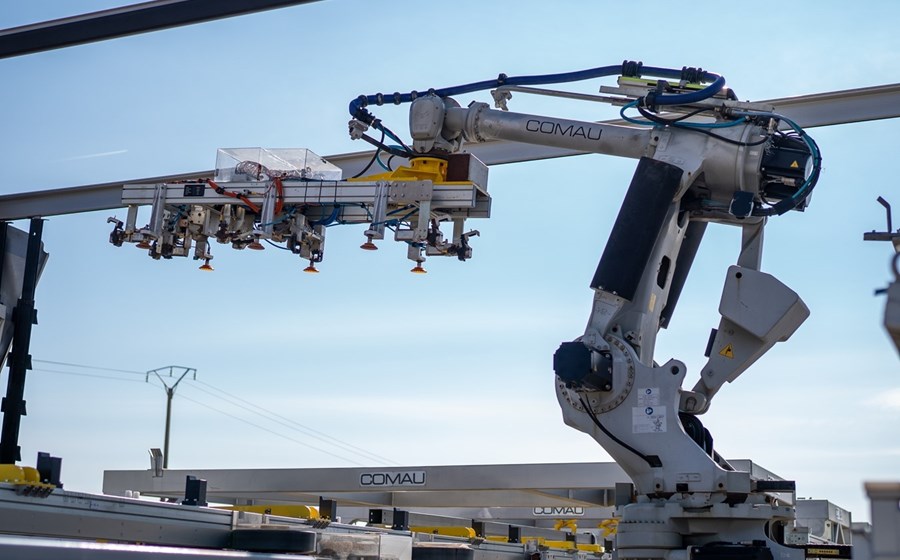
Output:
left=146, top=366, right=196, bottom=469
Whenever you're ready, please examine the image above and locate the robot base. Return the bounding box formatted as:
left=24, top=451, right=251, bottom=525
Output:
left=615, top=500, right=802, bottom=560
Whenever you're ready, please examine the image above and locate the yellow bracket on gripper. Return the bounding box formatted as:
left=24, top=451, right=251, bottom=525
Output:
left=347, top=157, right=448, bottom=183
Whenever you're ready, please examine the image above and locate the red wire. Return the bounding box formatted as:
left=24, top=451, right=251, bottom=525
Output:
left=207, top=180, right=261, bottom=214
left=274, top=177, right=284, bottom=215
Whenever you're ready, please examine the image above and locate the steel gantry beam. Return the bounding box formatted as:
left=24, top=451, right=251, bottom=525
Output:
left=0, top=0, right=323, bottom=60
left=1, top=83, right=899, bottom=221
left=102, top=460, right=782, bottom=508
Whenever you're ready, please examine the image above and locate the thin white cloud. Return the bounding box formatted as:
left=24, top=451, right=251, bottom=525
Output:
left=61, top=149, right=128, bottom=161
left=867, top=388, right=900, bottom=409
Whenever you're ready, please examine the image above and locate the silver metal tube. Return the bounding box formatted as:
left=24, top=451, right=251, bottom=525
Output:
left=446, top=106, right=651, bottom=160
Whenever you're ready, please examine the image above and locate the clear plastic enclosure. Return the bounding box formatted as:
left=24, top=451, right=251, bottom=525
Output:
left=214, top=148, right=342, bottom=182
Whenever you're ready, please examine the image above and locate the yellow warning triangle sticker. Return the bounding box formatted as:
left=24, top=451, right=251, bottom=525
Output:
left=719, top=343, right=734, bottom=359
left=790, top=160, right=799, bottom=168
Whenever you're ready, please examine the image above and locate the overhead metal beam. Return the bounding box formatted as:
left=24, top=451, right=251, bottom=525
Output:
left=767, top=83, right=900, bottom=129
left=2, top=83, right=899, bottom=221
left=0, top=0, right=322, bottom=59
left=0, top=170, right=214, bottom=221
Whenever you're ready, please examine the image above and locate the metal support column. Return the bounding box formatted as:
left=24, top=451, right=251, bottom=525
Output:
left=0, top=218, right=44, bottom=464
left=0, top=223, right=7, bottom=294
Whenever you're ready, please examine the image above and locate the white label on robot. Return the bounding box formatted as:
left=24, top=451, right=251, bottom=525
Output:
left=676, top=473, right=701, bottom=482
left=637, top=388, right=660, bottom=406
left=359, top=471, right=426, bottom=487
left=532, top=506, right=585, bottom=517
left=633, top=405, right=667, bottom=433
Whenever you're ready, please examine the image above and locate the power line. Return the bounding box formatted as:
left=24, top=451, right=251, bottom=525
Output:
left=32, top=367, right=147, bottom=383
left=176, top=393, right=365, bottom=466
left=32, top=359, right=145, bottom=375
left=191, top=379, right=399, bottom=466
left=29, top=358, right=398, bottom=465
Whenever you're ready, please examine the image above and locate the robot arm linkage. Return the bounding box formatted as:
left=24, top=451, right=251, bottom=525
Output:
left=390, top=75, right=819, bottom=499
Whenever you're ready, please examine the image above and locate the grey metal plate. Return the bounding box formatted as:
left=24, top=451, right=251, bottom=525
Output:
left=0, top=533, right=313, bottom=559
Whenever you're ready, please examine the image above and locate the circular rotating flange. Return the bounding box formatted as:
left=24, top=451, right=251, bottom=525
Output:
left=558, top=336, right=635, bottom=414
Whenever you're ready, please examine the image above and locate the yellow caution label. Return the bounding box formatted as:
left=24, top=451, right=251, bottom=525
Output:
left=790, top=160, right=799, bottom=168
left=718, top=344, right=734, bottom=359
left=806, top=548, right=841, bottom=556
left=804, top=545, right=851, bottom=559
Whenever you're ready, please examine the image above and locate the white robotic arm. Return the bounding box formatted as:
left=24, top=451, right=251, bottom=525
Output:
left=353, top=64, right=821, bottom=560
left=400, top=83, right=813, bottom=417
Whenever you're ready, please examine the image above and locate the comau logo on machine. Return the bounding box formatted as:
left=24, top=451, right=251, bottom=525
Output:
left=532, top=506, right=585, bottom=516
left=359, top=471, right=426, bottom=487
left=525, top=119, right=602, bottom=140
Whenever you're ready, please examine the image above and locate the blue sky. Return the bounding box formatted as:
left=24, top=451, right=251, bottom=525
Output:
left=1, top=1, right=898, bottom=523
